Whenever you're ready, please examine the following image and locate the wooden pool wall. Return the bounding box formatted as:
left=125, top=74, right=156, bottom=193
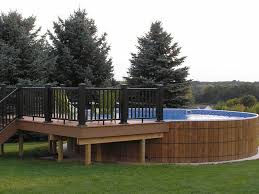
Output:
left=82, top=118, right=257, bottom=163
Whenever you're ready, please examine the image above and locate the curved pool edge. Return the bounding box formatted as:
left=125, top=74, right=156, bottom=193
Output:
left=145, top=115, right=258, bottom=163
left=163, top=108, right=258, bottom=121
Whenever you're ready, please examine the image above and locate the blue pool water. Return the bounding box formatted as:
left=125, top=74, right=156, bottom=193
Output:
left=163, top=108, right=258, bottom=121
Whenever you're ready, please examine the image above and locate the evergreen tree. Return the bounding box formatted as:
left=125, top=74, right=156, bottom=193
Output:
left=126, top=21, right=190, bottom=107
left=0, top=11, right=54, bottom=85
left=49, top=9, right=114, bottom=87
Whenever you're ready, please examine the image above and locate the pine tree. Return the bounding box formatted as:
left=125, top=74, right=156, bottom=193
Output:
left=49, top=9, right=114, bottom=87
left=0, top=11, right=54, bottom=85
left=126, top=21, right=191, bottom=107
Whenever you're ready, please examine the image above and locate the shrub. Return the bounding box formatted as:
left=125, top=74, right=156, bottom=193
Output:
left=246, top=103, right=259, bottom=114
left=240, top=95, right=257, bottom=107
left=228, top=104, right=245, bottom=112
left=214, top=101, right=228, bottom=110
left=226, top=98, right=240, bottom=107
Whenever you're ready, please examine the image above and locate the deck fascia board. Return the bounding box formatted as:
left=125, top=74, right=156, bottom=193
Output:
left=15, top=119, right=169, bottom=139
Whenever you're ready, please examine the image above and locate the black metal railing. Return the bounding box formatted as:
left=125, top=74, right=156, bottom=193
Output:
left=52, top=86, right=79, bottom=122
left=0, top=89, right=18, bottom=131
left=0, top=83, right=164, bottom=127
left=22, top=87, right=45, bottom=118
left=85, top=88, right=121, bottom=123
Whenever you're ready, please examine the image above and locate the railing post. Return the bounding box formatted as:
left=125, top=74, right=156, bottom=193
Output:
left=44, top=84, right=52, bottom=122
left=119, top=84, right=128, bottom=124
left=16, top=84, right=23, bottom=119
left=78, top=83, right=86, bottom=126
left=156, top=84, right=164, bottom=122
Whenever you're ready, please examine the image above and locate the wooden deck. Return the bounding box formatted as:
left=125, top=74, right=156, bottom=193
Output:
left=17, top=117, right=168, bottom=139
left=0, top=116, right=169, bottom=165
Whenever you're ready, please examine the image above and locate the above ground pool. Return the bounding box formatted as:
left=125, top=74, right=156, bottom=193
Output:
left=92, top=108, right=258, bottom=163
left=163, top=108, right=258, bottom=121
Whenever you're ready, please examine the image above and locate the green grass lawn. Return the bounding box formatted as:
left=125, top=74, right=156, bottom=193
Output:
left=0, top=142, right=259, bottom=194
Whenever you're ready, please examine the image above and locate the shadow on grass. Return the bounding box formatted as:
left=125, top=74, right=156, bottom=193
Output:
left=2, top=141, right=50, bottom=159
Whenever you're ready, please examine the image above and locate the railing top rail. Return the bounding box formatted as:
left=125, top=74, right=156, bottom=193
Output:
left=85, top=87, right=121, bottom=90
left=52, top=87, right=78, bottom=89
left=1, top=86, right=159, bottom=90
left=22, top=86, right=45, bottom=89
left=0, top=88, right=18, bottom=104
left=128, top=88, right=158, bottom=90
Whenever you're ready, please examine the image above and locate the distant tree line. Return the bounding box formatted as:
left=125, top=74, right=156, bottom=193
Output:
left=0, top=10, right=191, bottom=107
left=214, top=95, right=259, bottom=114
left=192, top=81, right=259, bottom=104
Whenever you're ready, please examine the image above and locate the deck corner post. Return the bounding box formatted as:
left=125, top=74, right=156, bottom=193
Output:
left=140, top=139, right=146, bottom=163
left=44, top=83, right=52, bottom=122
left=156, top=84, right=164, bottom=122
left=57, top=138, right=63, bottom=162
left=119, top=84, right=128, bottom=124
left=16, top=83, right=23, bottom=119
left=85, top=144, right=91, bottom=165
left=78, top=83, right=86, bottom=126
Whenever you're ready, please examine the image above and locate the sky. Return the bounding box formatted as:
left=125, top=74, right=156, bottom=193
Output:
left=1, top=0, right=259, bottom=82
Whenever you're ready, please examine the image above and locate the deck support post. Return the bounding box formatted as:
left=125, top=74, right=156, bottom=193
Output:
left=96, top=144, right=102, bottom=162
left=18, top=134, right=24, bottom=158
left=57, top=139, right=63, bottom=162
left=85, top=144, right=91, bottom=165
left=140, top=139, right=146, bottom=163
left=0, top=144, right=4, bottom=156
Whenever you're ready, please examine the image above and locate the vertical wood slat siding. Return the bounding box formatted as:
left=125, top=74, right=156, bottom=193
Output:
left=145, top=118, right=257, bottom=163
left=81, top=118, right=257, bottom=163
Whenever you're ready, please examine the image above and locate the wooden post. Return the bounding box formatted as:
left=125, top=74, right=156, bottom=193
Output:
left=85, top=144, right=91, bottom=165
left=140, top=139, right=145, bottom=163
left=0, top=144, right=4, bottom=156
left=18, top=134, right=24, bottom=158
left=96, top=144, right=102, bottom=162
left=57, top=139, right=63, bottom=162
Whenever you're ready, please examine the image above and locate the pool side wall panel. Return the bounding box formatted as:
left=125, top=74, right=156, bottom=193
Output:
left=146, top=118, right=257, bottom=163
left=79, top=118, right=257, bottom=163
